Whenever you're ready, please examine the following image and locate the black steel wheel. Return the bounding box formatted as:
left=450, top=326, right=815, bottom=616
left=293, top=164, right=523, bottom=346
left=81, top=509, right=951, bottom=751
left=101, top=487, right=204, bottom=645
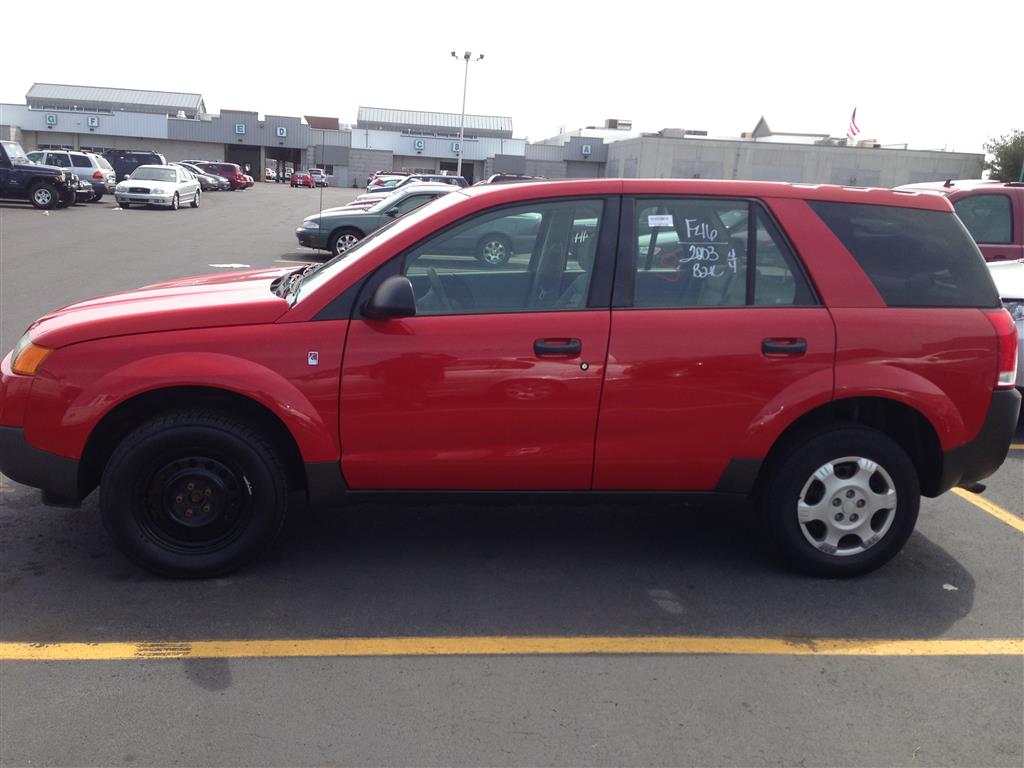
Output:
left=100, top=410, right=289, bottom=578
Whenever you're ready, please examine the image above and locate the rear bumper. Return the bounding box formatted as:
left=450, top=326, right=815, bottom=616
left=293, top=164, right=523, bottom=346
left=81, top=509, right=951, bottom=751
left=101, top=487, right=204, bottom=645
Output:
left=938, top=389, right=1021, bottom=494
left=0, top=427, right=81, bottom=505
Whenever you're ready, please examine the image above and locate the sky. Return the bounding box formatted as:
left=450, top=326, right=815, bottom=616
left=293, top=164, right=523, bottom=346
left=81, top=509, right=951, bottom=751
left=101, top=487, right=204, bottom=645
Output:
left=2, top=0, right=1019, bottom=154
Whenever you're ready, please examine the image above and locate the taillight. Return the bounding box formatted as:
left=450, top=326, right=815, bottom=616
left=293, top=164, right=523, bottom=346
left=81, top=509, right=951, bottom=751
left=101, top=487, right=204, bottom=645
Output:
left=986, top=309, right=1019, bottom=389
left=92, top=170, right=104, bottom=179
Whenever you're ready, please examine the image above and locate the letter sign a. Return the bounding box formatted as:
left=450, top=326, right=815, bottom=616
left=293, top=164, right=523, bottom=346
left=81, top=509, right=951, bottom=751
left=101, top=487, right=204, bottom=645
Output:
left=581, top=144, right=592, bottom=156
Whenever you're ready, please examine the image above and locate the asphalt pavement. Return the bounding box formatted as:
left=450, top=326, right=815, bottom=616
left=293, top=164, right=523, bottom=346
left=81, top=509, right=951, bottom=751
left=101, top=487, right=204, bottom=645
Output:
left=0, top=185, right=1021, bottom=767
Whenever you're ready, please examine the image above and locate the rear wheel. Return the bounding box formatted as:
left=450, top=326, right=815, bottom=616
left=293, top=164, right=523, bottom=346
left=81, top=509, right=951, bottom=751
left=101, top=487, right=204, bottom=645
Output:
left=90, top=193, right=104, bottom=203
left=759, top=426, right=919, bottom=577
left=119, top=202, right=130, bottom=209
left=476, top=234, right=513, bottom=266
left=100, top=410, right=289, bottom=578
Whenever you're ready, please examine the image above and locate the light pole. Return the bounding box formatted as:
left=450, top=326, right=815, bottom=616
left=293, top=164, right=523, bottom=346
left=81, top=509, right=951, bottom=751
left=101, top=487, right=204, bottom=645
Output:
left=451, top=50, right=484, bottom=178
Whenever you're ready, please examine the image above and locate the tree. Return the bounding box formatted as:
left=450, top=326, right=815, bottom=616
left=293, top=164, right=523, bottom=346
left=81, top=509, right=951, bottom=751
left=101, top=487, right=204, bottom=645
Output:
left=984, top=129, right=1024, bottom=182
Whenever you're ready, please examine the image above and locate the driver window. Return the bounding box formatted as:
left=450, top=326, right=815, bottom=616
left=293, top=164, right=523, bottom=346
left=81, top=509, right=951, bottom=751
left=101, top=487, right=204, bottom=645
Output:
left=402, top=199, right=604, bottom=316
left=388, top=194, right=434, bottom=217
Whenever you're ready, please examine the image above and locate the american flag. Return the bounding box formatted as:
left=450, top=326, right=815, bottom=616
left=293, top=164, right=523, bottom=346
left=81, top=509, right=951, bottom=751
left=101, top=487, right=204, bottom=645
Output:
left=847, top=108, right=860, bottom=141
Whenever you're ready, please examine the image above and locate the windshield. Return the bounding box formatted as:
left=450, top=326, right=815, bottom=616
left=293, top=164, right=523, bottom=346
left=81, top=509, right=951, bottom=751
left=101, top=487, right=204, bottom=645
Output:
left=2, top=141, right=30, bottom=163
left=293, top=191, right=465, bottom=303
left=131, top=168, right=176, bottom=182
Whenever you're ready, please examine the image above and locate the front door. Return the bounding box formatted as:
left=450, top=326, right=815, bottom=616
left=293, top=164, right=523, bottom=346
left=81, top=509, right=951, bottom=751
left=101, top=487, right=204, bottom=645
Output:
left=339, top=197, right=612, bottom=489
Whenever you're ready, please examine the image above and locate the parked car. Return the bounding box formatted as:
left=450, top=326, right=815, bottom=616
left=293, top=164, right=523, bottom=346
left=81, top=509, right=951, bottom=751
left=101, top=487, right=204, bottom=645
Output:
left=114, top=164, right=202, bottom=210
left=171, top=162, right=225, bottom=191
left=193, top=162, right=247, bottom=190
left=72, top=176, right=96, bottom=203
left=102, top=149, right=167, bottom=182
left=386, top=174, right=468, bottom=191
left=27, top=149, right=117, bottom=202
left=309, top=169, right=330, bottom=187
left=367, top=169, right=409, bottom=187
left=0, top=140, right=77, bottom=209
left=295, top=185, right=455, bottom=256
left=265, top=168, right=277, bottom=182
left=348, top=181, right=457, bottom=208
left=290, top=170, right=316, bottom=188
left=242, top=174, right=255, bottom=188
left=366, top=172, right=411, bottom=192
left=986, top=259, right=1024, bottom=390
left=1, top=179, right=1018, bottom=579
left=475, top=173, right=547, bottom=185
left=895, top=180, right=1024, bottom=262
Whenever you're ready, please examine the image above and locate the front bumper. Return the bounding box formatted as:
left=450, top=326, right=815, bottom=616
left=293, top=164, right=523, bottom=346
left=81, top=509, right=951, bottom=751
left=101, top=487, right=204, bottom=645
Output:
left=115, top=191, right=175, bottom=206
left=0, top=427, right=81, bottom=506
left=938, top=388, right=1021, bottom=494
left=296, top=227, right=328, bottom=249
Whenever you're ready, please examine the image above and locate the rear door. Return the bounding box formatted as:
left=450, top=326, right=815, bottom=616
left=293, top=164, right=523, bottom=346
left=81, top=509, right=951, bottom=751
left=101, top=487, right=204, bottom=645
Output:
left=594, top=196, right=836, bottom=490
left=338, top=196, right=617, bottom=490
left=952, top=190, right=1024, bottom=262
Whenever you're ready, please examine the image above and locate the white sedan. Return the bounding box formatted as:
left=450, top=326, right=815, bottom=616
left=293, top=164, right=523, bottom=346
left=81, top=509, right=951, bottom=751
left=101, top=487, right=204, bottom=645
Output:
left=115, top=165, right=201, bottom=210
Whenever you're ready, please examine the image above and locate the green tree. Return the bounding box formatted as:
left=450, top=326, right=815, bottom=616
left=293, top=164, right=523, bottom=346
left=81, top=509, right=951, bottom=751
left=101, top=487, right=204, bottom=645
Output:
left=984, top=129, right=1024, bottom=182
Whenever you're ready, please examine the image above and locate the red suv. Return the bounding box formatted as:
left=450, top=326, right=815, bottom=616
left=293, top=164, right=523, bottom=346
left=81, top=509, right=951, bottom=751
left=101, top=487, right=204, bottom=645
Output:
left=1, top=180, right=1018, bottom=578
left=195, top=162, right=248, bottom=190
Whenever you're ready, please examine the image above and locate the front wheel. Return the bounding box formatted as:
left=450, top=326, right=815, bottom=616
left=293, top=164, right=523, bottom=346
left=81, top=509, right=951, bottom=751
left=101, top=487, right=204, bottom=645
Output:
left=170, top=193, right=179, bottom=210
left=328, top=229, right=362, bottom=257
left=759, top=426, right=919, bottom=577
left=90, top=193, right=104, bottom=203
left=100, top=410, right=289, bottom=578
left=28, top=183, right=60, bottom=209
left=119, top=202, right=130, bottom=209
left=191, top=189, right=201, bottom=208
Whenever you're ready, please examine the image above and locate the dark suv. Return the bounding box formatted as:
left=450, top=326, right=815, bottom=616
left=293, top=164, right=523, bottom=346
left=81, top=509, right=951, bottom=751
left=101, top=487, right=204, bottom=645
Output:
left=0, top=140, right=77, bottom=209
left=0, top=180, right=1018, bottom=579
left=102, top=149, right=168, bottom=182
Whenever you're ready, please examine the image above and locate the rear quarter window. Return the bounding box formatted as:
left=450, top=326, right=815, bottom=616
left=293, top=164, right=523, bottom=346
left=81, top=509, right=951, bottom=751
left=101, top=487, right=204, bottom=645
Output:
left=809, top=201, right=999, bottom=308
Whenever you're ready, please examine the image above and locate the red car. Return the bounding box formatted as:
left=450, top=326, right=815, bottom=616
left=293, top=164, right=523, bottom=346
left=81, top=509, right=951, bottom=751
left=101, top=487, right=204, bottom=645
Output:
left=290, top=170, right=316, bottom=188
left=896, top=179, right=1024, bottom=262
left=0, top=180, right=1018, bottom=578
left=194, top=162, right=248, bottom=190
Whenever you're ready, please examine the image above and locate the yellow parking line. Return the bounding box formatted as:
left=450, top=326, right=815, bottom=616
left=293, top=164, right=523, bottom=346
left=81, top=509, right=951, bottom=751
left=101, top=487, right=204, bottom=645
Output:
left=1, top=636, right=1021, bottom=662
left=952, top=488, right=1024, bottom=533
left=1009, top=444, right=1024, bottom=450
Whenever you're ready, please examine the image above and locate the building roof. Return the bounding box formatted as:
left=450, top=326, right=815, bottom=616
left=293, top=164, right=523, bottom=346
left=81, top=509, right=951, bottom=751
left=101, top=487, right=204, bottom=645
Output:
left=305, top=115, right=340, bottom=130
left=357, top=106, right=513, bottom=136
left=26, top=83, right=205, bottom=115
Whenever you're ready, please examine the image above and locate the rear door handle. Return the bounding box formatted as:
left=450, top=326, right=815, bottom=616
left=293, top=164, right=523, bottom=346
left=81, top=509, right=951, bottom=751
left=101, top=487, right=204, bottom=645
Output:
left=534, top=338, right=582, bottom=357
left=762, top=338, right=807, bottom=356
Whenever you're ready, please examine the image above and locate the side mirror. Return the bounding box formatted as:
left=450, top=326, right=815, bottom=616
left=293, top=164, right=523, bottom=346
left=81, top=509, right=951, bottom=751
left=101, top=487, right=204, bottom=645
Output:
left=385, top=208, right=401, bottom=218
left=364, top=275, right=416, bottom=320
left=124, top=174, right=131, bottom=180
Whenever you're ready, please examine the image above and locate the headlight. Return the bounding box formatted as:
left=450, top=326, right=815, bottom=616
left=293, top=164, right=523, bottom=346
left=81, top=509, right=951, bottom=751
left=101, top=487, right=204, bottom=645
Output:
left=11, top=335, right=52, bottom=376
left=1004, top=300, right=1024, bottom=322
left=303, top=220, right=320, bottom=229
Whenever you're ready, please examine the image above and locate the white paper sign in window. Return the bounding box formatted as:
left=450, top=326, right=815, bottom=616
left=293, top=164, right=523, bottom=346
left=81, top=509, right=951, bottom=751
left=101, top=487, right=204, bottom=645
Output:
left=648, top=214, right=674, bottom=228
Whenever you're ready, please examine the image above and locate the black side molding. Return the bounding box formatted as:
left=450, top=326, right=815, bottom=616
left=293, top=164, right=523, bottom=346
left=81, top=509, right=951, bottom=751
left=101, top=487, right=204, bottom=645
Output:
left=304, top=461, right=348, bottom=508
left=0, top=426, right=81, bottom=506
left=715, top=458, right=763, bottom=496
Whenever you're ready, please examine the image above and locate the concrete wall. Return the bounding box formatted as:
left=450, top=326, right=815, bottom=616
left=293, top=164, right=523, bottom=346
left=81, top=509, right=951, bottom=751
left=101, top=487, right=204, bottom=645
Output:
left=605, top=137, right=984, bottom=186
left=348, top=148, right=394, bottom=187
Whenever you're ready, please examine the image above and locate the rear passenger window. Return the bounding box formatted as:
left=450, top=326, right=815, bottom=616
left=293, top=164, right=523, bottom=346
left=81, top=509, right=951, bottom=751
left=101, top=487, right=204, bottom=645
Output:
left=953, top=195, right=1013, bottom=244
left=71, top=155, right=92, bottom=168
left=809, top=201, right=1000, bottom=308
left=633, top=199, right=814, bottom=308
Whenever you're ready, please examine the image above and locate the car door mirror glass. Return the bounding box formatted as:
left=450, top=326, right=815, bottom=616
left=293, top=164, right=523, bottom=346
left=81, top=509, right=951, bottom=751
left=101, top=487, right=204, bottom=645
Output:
left=364, top=275, right=417, bottom=319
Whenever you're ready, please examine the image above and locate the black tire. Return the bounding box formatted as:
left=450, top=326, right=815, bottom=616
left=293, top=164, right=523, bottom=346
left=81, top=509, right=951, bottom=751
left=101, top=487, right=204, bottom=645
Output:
left=99, top=409, right=289, bottom=578
left=758, top=426, right=919, bottom=577
left=28, top=183, right=60, bottom=209
left=476, top=233, right=513, bottom=266
left=90, top=193, right=104, bottom=203
left=191, top=189, right=201, bottom=208
left=119, top=202, right=130, bottom=209
left=170, top=193, right=179, bottom=211
left=328, top=228, right=362, bottom=257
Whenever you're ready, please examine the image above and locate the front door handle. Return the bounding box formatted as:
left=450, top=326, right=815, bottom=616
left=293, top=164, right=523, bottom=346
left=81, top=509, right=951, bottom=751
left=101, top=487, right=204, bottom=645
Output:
left=762, top=337, right=807, bottom=356
left=534, top=338, right=582, bottom=357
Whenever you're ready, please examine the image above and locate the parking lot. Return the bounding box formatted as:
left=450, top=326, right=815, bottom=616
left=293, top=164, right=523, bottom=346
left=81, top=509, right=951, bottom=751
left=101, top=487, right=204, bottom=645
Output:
left=1, top=185, right=1022, bottom=767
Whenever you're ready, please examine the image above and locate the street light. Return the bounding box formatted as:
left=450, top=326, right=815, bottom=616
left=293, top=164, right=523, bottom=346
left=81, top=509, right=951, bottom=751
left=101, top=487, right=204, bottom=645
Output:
left=451, top=50, right=484, bottom=178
